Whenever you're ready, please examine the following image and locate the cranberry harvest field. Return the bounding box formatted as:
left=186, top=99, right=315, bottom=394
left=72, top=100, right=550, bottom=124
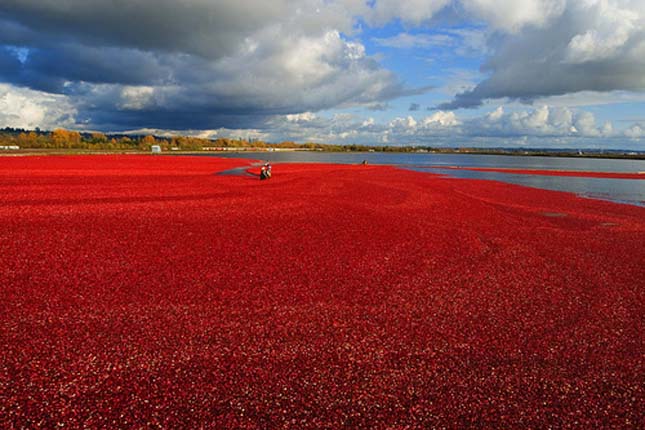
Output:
left=1, top=155, right=643, bottom=428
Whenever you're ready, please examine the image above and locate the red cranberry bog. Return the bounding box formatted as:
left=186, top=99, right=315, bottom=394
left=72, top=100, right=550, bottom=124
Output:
left=1, top=155, right=643, bottom=428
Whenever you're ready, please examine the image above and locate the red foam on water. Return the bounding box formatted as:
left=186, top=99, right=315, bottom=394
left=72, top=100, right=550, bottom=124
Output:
left=1, top=155, right=644, bottom=428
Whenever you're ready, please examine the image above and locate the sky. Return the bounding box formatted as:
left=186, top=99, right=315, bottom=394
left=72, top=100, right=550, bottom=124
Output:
left=1, top=0, right=645, bottom=149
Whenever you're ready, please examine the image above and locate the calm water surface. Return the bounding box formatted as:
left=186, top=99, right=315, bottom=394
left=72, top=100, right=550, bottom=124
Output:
left=199, top=152, right=645, bottom=207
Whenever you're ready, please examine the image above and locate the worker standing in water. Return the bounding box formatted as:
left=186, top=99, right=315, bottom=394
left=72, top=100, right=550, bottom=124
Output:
left=260, top=161, right=272, bottom=180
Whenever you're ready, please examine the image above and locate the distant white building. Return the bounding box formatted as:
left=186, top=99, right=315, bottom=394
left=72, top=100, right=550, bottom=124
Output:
left=0, top=145, right=20, bottom=150
left=151, top=145, right=161, bottom=154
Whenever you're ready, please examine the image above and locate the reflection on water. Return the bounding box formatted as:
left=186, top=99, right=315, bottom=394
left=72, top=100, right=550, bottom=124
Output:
left=416, top=168, right=644, bottom=207
left=196, top=152, right=645, bottom=206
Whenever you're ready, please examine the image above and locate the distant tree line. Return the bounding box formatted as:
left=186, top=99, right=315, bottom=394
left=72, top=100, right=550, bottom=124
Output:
left=0, top=127, right=212, bottom=151
left=2, top=127, right=644, bottom=158
left=0, top=126, right=438, bottom=153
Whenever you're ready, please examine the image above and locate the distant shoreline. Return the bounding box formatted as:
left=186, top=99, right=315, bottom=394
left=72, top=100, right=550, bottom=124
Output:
left=2, top=148, right=644, bottom=160
left=2, top=127, right=644, bottom=159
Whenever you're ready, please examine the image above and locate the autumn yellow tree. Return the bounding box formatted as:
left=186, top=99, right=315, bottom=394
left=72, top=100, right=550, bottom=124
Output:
left=139, top=135, right=157, bottom=150
left=51, top=129, right=81, bottom=148
left=17, top=132, right=40, bottom=148
left=91, top=132, right=107, bottom=143
left=277, top=141, right=297, bottom=148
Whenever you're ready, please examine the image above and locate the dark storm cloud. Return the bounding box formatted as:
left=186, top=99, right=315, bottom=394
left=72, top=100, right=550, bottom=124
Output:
left=82, top=107, right=272, bottom=131
left=0, top=0, right=417, bottom=130
left=0, top=1, right=296, bottom=58
left=0, top=45, right=170, bottom=92
left=0, top=46, right=22, bottom=77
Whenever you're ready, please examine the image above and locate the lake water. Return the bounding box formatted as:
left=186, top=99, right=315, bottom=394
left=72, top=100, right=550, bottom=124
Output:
left=198, top=152, right=645, bottom=207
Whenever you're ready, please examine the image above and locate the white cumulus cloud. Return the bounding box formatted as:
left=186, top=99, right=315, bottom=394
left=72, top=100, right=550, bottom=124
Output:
left=441, top=0, right=645, bottom=109
left=0, top=83, right=76, bottom=129
left=462, top=0, right=566, bottom=33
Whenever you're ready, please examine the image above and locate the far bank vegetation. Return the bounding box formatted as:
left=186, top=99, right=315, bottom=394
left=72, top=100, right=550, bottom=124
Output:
left=2, top=127, right=643, bottom=159
left=0, top=127, right=412, bottom=152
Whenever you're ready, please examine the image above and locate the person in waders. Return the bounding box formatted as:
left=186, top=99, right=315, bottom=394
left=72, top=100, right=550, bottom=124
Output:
left=260, top=162, right=272, bottom=180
